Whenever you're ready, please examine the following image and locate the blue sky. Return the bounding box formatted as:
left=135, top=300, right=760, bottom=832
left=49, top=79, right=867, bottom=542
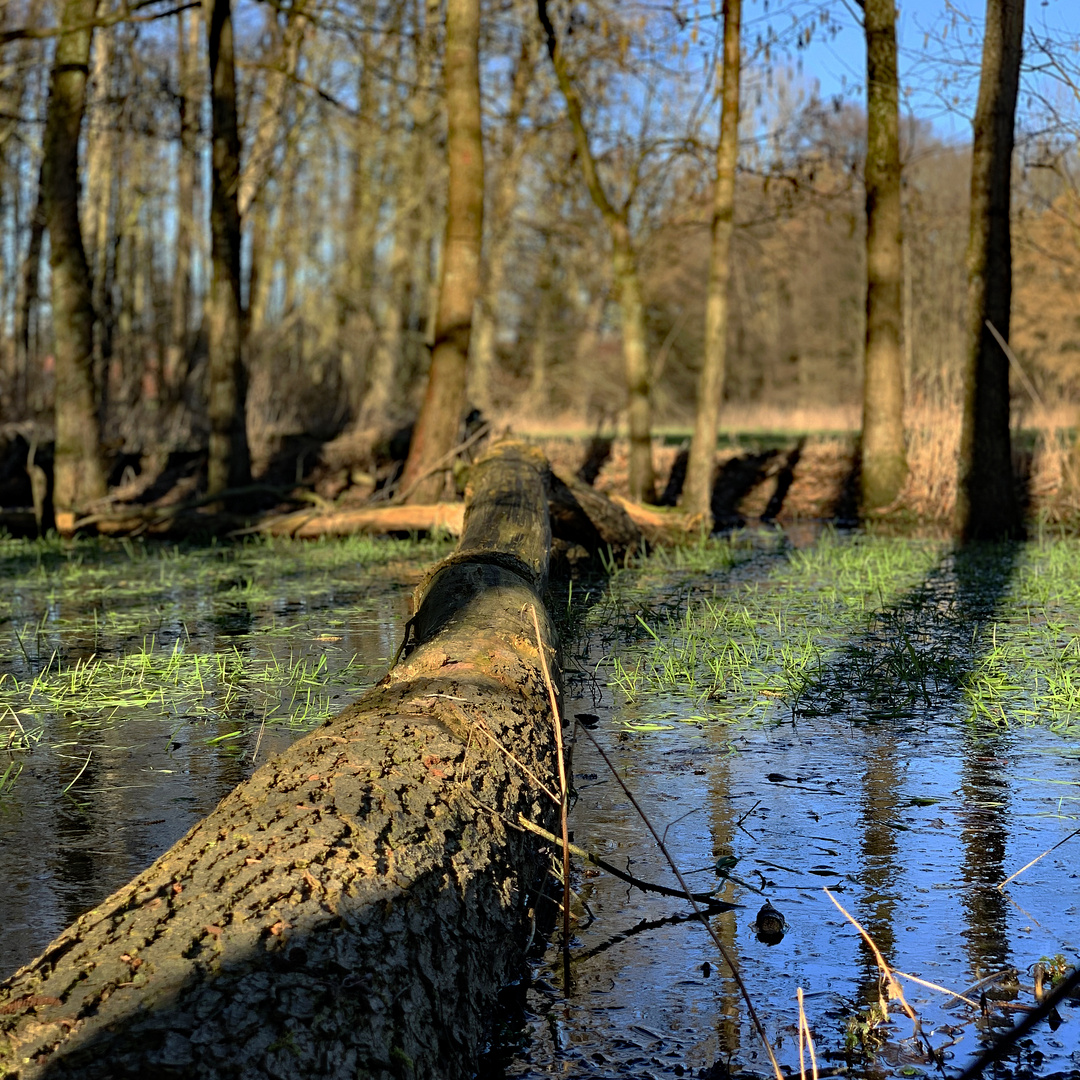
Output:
left=752, top=0, right=1079, bottom=141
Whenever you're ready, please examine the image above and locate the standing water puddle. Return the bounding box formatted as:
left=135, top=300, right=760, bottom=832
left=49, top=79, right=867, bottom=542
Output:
left=492, top=533, right=1080, bottom=1078
left=1, top=531, right=1078, bottom=1078
left=0, top=534, right=449, bottom=976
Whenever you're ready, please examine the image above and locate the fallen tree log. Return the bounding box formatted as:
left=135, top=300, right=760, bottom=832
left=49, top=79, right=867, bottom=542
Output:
left=0, top=441, right=561, bottom=1080
left=548, top=468, right=641, bottom=557
left=609, top=493, right=705, bottom=542
left=254, top=502, right=466, bottom=538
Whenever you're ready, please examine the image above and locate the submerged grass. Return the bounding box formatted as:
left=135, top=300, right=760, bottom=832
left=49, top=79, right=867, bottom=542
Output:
left=0, top=533, right=449, bottom=793
left=601, top=532, right=1080, bottom=736
left=600, top=530, right=948, bottom=723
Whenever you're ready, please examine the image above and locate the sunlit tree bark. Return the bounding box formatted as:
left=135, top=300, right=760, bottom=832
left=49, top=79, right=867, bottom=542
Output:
left=203, top=0, right=251, bottom=498
left=955, top=0, right=1024, bottom=540
left=400, top=0, right=484, bottom=503
left=537, top=0, right=655, bottom=503
left=684, top=0, right=741, bottom=521
left=860, top=0, right=907, bottom=512
left=45, top=0, right=107, bottom=532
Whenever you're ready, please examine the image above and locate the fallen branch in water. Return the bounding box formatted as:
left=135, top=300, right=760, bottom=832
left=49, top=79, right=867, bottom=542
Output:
left=578, top=725, right=784, bottom=1080
left=516, top=817, right=738, bottom=908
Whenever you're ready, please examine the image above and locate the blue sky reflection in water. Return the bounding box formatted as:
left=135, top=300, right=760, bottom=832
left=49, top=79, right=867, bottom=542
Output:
left=494, top=537, right=1080, bottom=1079
left=0, top=537, right=440, bottom=977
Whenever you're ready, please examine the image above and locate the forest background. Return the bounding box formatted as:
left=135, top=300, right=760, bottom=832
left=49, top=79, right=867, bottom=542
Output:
left=0, top=0, right=1077, bottom=534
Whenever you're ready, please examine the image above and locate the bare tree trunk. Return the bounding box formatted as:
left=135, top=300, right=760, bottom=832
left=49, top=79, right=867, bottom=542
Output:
left=164, top=6, right=199, bottom=397
left=400, top=0, right=484, bottom=503
left=860, top=0, right=908, bottom=512
left=684, top=0, right=741, bottom=520
left=15, top=166, right=45, bottom=416
left=85, top=21, right=114, bottom=429
left=203, top=0, right=251, bottom=498
left=955, top=0, right=1024, bottom=540
left=45, top=0, right=107, bottom=532
left=469, top=29, right=535, bottom=413
left=537, top=0, right=655, bottom=502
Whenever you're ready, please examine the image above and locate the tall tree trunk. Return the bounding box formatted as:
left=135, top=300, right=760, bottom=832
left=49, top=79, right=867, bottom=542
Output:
left=537, top=0, right=655, bottom=503
left=45, top=0, right=107, bottom=532
left=85, top=21, right=114, bottom=429
left=400, top=0, right=484, bottom=503
left=860, top=0, right=907, bottom=512
left=203, top=0, right=251, bottom=498
left=469, top=29, right=535, bottom=413
left=954, top=0, right=1024, bottom=540
left=15, top=166, right=45, bottom=416
left=165, top=6, right=199, bottom=397
left=683, top=0, right=741, bottom=521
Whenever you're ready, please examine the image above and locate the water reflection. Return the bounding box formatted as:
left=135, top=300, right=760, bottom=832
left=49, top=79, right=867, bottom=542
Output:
left=855, top=738, right=901, bottom=1006
left=0, top=541, right=430, bottom=977
left=497, top=536, right=1080, bottom=1077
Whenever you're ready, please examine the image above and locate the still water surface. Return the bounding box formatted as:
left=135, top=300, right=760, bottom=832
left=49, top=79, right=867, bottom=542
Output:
left=1, top=533, right=1077, bottom=1077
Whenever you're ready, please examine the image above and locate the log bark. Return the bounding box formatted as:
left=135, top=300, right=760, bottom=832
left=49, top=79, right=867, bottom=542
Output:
left=0, top=441, right=560, bottom=1080
left=548, top=467, right=641, bottom=556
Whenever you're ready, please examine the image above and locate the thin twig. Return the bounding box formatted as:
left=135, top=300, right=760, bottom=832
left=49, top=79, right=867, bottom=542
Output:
left=986, top=320, right=1046, bottom=411
left=997, top=826, right=1080, bottom=890
left=954, top=965, right=1080, bottom=1080
left=392, top=421, right=492, bottom=505
left=472, top=718, right=560, bottom=804
left=530, top=604, right=572, bottom=954
left=517, top=816, right=737, bottom=906
left=891, top=969, right=979, bottom=1009
left=579, top=725, right=783, bottom=1080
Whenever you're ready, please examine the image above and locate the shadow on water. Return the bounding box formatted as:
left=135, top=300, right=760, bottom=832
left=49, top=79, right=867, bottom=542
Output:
left=491, top=532, right=1080, bottom=1079
left=724, top=541, right=1026, bottom=1073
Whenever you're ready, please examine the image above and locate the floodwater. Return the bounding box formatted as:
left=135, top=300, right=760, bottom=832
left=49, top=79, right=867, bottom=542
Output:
left=0, top=536, right=435, bottom=977
left=1, top=532, right=1078, bottom=1078
left=491, top=537, right=1080, bottom=1079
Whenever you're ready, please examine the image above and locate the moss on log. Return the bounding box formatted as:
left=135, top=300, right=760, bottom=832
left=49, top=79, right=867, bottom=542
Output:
left=0, top=441, right=560, bottom=1080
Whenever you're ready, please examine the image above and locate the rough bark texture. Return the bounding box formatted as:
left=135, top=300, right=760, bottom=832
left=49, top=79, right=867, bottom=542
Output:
left=954, top=0, right=1024, bottom=540
left=204, top=0, right=251, bottom=500
left=684, top=0, right=741, bottom=521
left=860, top=0, right=908, bottom=512
left=400, top=0, right=484, bottom=504
left=537, top=0, right=655, bottom=504
left=44, top=0, right=107, bottom=534
left=0, top=441, right=560, bottom=1080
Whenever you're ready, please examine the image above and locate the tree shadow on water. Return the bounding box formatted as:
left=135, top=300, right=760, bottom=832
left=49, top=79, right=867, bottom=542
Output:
left=781, top=540, right=1025, bottom=1057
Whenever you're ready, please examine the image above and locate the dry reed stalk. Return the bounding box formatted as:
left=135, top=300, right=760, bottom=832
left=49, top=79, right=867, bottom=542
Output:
left=796, top=987, right=818, bottom=1080
left=823, top=887, right=922, bottom=1038
left=891, top=970, right=979, bottom=1008
left=997, top=826, right=1080, bottom=890
left=900, top=397, right=961, bottom=521
left=529, top=605, right=572, bottom=953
